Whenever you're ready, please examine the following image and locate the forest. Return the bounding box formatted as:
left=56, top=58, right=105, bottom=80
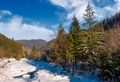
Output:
left=41, top=4, right=120, bottom=81
left=0, top=33, right=40, bottom=60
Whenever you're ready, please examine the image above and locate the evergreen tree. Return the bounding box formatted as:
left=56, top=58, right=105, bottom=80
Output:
left=52, top=24, right=67, bottom=67
left=83, top=4, right=106, bottom=70
left=83, top=4, right=96, bottom=29
left=70, top=16, right=80, bottom=33
left=83, top=4, right=95, bottom=55
left=83, top=4, right=96, bottom=52
left=68, top=16, right=81, bottom=75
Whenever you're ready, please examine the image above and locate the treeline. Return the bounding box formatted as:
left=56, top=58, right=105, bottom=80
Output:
left=42, top=4, right=120, bottom=81
left=25, top=46, right=41, bottom=60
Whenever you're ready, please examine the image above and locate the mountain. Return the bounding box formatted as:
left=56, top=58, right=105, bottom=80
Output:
left=17, top=39, right=47, bottom=49
left=0, top=33, right=24, bottom=59
left=41, top=39, right=55, bottom=51
left=40, top=39, right=55, bottom=60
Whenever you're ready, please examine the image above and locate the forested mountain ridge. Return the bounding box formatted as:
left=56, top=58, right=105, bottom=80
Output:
left=93, top=12, right=120, bottom=31
left=17, top=39, right=47, bottom=49
left=0, top=33, right=24, bottom=59
left=0, top=33, right=41, bottom=60
left=103, top=12, right=120, bottom=30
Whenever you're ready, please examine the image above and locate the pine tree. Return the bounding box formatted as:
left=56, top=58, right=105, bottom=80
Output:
left=83, top=4, right=95, bottom=56
left=83, top=4, right=96, bottom=29
left=83, top=4, right=96, bottom=52
left=68, top=16, right=81, bottom=75
left=53, top=24, right=67, bottom=67
left=83, top=4, right=106, bottom=69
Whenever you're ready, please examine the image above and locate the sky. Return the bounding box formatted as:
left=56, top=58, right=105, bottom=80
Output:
left=0, top=0, right=120, bottom=41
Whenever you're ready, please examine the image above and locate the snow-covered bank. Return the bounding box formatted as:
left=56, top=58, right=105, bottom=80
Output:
left=0, top=58, right=36, bottom=81
left=0, top=58, right=100, bottom=82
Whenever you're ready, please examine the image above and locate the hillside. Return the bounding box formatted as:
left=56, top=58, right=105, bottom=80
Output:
left=17, top=39, right=47, bottom=49
left=0, top=33, right=24, bottom=59
left=102, top=12, right=120, bottom=30
left=41, top=39, right=55, bottom=51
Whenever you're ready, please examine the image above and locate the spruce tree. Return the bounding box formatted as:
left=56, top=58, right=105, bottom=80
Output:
left=53, top=24, right=67, bottom=67
left=68, top=16, right=81, bottom=75
left=83, top=4, right=96, bottom=53
left=83, top=4, right=96, bottom=29
left=83, top=4, right=96, bottom=52
left=83, top=4, right=105, bottom=69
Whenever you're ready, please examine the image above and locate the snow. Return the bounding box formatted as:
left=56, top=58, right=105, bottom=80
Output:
left=32, top=70, right=69, bottom=82
left=0, top=58, right=100, bottom=82
left=0, top=58, right=36, bottom=82
left=0, top=58, right=36, bottom=78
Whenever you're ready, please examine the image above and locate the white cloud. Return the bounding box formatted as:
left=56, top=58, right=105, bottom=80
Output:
left=50, top=0, right=71, bottom=9
left=115, top=0, right=120, bottom=11
left=67, top=0, right=88, bottom=22
left=0, top=13, right=54, bottom=41
left=50, top=0, right=120, bottom=23
left=0, top=10, right=12, bottom=15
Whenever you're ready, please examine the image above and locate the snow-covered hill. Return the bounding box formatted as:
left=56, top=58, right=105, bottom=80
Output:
left=0, top=58, right=100, bottom=82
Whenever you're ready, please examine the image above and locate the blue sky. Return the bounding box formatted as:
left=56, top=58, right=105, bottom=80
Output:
left=0, top=0, right=120, bottom=41
left=0, top=0, right=65, bottom=26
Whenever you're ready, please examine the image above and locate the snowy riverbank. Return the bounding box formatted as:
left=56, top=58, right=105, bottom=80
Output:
left=0, top=58, right=100, bottom=82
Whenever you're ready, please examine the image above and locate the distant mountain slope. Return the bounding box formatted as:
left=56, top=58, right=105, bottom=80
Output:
left=0, top=33, right=24, bottom=59
left=41, top=39, right=55, bottom=51
left=102, top=12, right=120, bottom=30
left=40, top=39, right=55, bottom=60
left=91, top=12, right=120, bottom=32
left=17, top=39, right=47, bottom=49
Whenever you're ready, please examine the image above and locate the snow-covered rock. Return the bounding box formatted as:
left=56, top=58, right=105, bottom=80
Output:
left=22, top=74, right=30, bottom=78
